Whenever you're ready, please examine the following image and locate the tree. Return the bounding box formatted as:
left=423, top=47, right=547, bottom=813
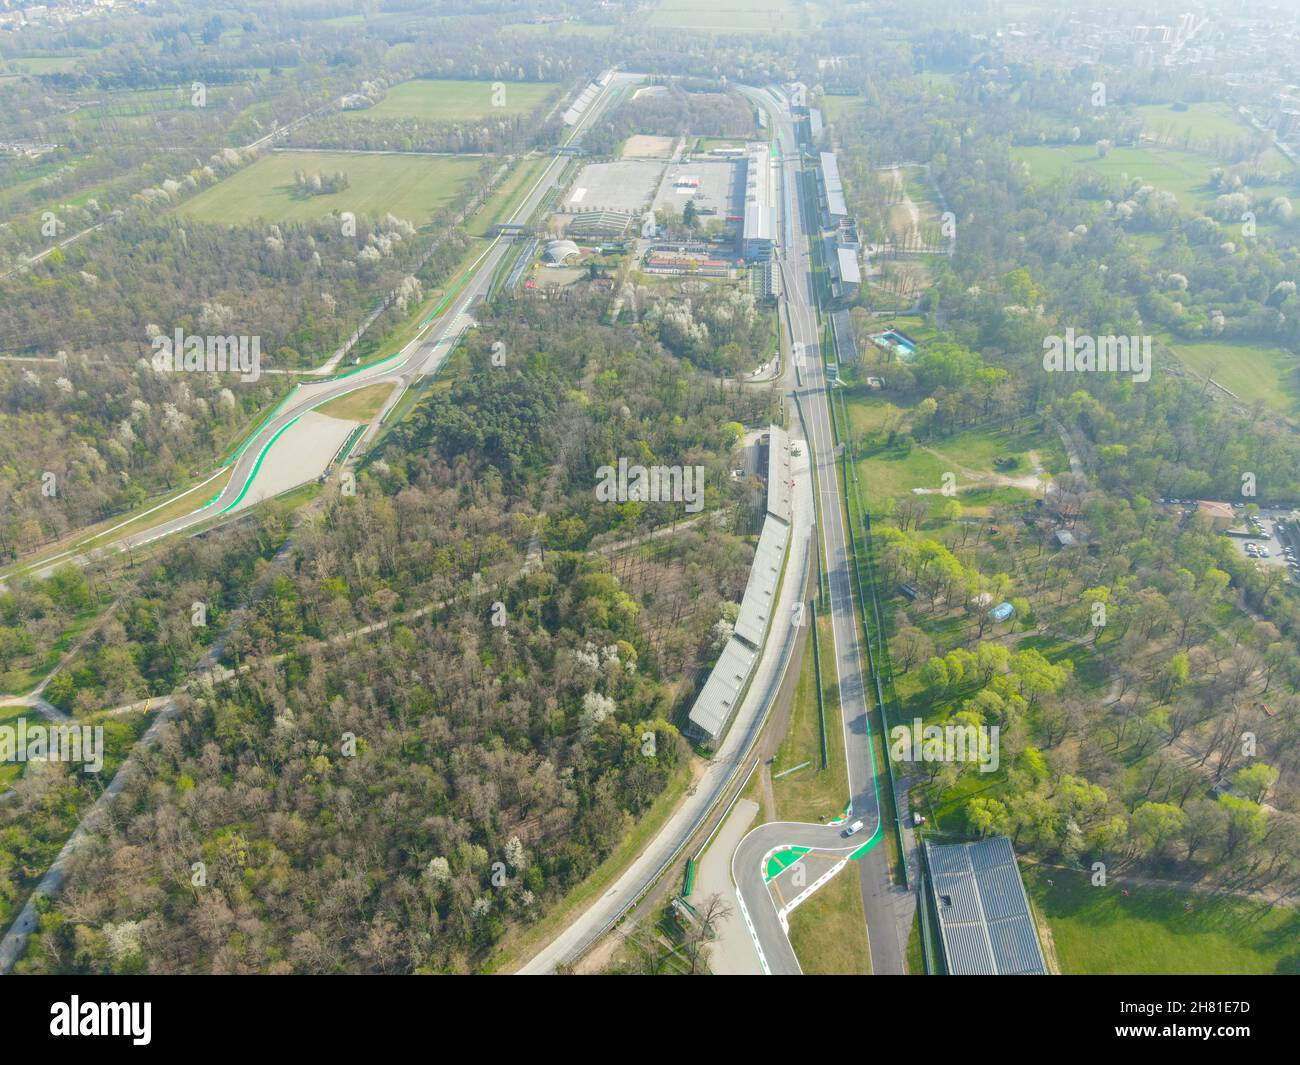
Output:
left=919, top=655, right=950, bottom=694
left=1158, top=652, right=1190, bottom=703
left=683, top=892, right=732, bottom=975
left=1233, top=763, right=1279, bottom=804
left=1131, top=802, right=1188, bottom=860
left=1219, top=795, right=1267, bottom=859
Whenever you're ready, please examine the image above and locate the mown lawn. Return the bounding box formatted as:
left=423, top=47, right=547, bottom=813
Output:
left=349, top=79, right=558, bottom=122
left=178, top=151, right=481, bottom=226
left=1158, top=334, right=1300, bottom=416
left=316, top=382, right=395, bottom=422
left=1023, top=867, right=1300, bottom=975
left=773, top=614, right=849, bottom=824
left=1135, top=102, right=1257, bottom=147
left=647, top=0, right=823, bottom=32
left=786, top=863, right=871, bottom=974
left=1013, top=143, right=1294, bottom=227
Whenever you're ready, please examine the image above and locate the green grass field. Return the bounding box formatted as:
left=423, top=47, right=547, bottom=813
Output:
left=786, top=864, right=871, bottom=973
left=647, top=0, right=823, bottom=33
left=3, top=55, right=84, bottom=75
left=0, top=702, right=29, bottom=790
left=924, top=423, right=1070, bottom=478
left=1135, top=102, right=1256, bottom=148
left=817, top=94, right=862, bottom=124
left=847, top=410, right=1064, bottom=519
left=317, top=382, right=394, bottom=422
left=503, top=21, right=615, bottom=38
left=773, top=614, right=848, bottom=823
left=1014, top=143, right=1294, bottom=219
left=1024, top=868, right=1300, bottom=974
left=178, top=151, right=481, bottom=226
left=1016, top=144, right=1218, bottom=202
left=1159, top=335, right=1300, bottom=415
left=349, top=79, right=559, bottom=122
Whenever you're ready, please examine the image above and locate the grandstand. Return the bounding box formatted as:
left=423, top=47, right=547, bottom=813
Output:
left=742, top=142, right=776, bottom=262
left=818, top=151, right=849, bottom=227
left=924, top=837, right=1048, bottom=976
left=687, top=426, right=793, bottom=744
left=565, top=209, right=634, bottom=238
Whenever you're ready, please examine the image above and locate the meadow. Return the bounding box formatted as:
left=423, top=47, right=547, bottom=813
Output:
left=1135, top=102, right=1257, bottom=148
left=647, top=0, right=824, bottom=33
left=1023, top=868, right=1300, bottom=974
left=348, top=79, right=559, bottom=123
left=178, top=151, right=481, bottom=226
left=1159, top=335, right=1300, bottom=416
left=1013, top=143, right=1294, bottom=216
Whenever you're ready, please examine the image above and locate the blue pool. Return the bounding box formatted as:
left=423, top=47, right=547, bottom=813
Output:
left=873, top=329, right=917, bottom=360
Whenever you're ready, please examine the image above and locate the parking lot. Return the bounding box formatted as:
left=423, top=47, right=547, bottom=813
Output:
left=1230, top=509, right=1300, bottom=579
left=563, top=159, right=665, bottom=214
left=651, top=158, right=742, bottom=222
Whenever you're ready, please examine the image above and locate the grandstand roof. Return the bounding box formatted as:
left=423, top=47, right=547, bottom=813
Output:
left=819, top=151, right=848, bottom=218
left=831, top=308, right=858, bottom=364
left=766, top=424, right=792, bottom=523
left=743, top=142, right=775, bottom=247
left=926, top=837, right=1047, bottom=975
left=836, top=245, right=860, bottom=284
left=734, top=517, right=790, bottom=647
left=687, top=637, right=757, bottom=742
left=566, top=209, right=633, bottom=237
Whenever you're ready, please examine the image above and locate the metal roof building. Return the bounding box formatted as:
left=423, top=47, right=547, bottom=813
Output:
left=542, top=239, right=580, bottom=264
left=836, top=245, right=861, bottom=285
left=819, top=151, right=848, bottom=221
left=809, top=107, right=824, bottom=138
left=566, top=209, right=633, bottom=238
left=766, top=424, right=792, bottom=524
left=831, top=308, right=859, bottom=364
left=563, top=80, right=600, bottom=126
left=925, top=836, right=1048, bottom=975
left=686, top=636, right=757, bottom=743
left=742, top=142, right=775, bottom=262
left=733, top=518, right=790, bottom=647
left=687, top=425, right=794, bottom=743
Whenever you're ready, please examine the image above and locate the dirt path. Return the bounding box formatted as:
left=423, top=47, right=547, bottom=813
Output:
left=910, top=444, right=1050, bottom=496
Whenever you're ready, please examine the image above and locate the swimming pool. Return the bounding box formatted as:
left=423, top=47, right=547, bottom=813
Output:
left=873, top=329, right=917, bottom=361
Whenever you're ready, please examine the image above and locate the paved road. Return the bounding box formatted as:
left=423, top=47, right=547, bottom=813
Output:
left=518, top=440, right=814, bottom=973
left=520, top=80, right=903, bottom=977
left=727, top=86, right=905, bottom=976
left=10, top=73, right=631, bottom=583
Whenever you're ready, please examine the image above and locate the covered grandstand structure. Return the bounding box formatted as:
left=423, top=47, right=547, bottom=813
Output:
left=565, top=209, right=634, bottom=239
left=818, top=151, right=849, bottom=227
left=687, top=425, right=793, bottom=743
left=742, top=142, right=776, bottom=262
left=830, top=308, right=859, bottom=365
left=836, top=245, right=860, bottom=286
left=924, top=836, right=1048, bottom=975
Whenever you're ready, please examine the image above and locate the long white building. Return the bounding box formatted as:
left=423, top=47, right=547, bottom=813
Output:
left=688, top=427, right=792, bottom=743
left=742, top=141, right=775, bottom=261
